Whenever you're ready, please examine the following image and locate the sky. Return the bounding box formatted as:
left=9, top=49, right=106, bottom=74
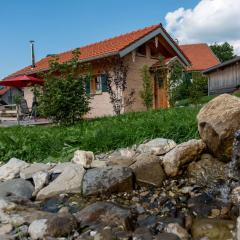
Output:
left=0, top=0, right=239, bottom=79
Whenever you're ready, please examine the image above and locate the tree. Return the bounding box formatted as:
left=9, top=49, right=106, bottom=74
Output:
left=106, top=58, right=135, bottom=115
left=140, top=65, right=153, bottom=110
left=37, top=49, right=91, bottom=125
left=210, top=42, right=236, bottom=62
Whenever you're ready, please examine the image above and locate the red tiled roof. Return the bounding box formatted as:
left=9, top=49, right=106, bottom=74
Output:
left=7, top=24, right=166, bottom=78
left=179, top=43, right=220, bottom=71
left=0, top=86, right=10, bottom=95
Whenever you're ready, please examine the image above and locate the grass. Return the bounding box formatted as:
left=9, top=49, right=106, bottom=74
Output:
left=176, top=92, right=240, bottom=107
left=0, top=106, right=200, bottom=163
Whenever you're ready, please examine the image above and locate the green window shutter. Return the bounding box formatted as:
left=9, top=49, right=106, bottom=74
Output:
left=85, top=80, right=90, bottom=94
left=101, top=74, right=108, bottom=92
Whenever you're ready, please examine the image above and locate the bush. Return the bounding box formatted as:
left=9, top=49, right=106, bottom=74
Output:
left=37, top=49, right=91, bottom=125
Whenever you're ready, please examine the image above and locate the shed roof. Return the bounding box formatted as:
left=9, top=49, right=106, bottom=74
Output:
left=203, top=56, right=240, bottom=74
left=179, top=43, right=220, bottom=71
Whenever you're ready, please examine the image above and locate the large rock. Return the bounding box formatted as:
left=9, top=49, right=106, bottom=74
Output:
left=28, top=213, right=78, bottom=239
left=187, top=154, right=227, bottom=186
left=162, top=139, right=206, bottom=177
left=130, top=153, right=165, bottom=187
left=197, top=94, right=240, bottom=161
left=82, top=166, right=133, bottom=196
left=71, top=150, right=94, bottom=168
left=75, top=201, right=134, bottom=231
left=50, top=162, right=75, bottom=174
left=191, top=218, right=235, bottom=240
left=0, top=158, right=29, bottom=181
left=32, top=171, right=49, bottom=194
left=37, top=165, right=85, bottom=200
left=20, top=163, right=51, bottom=179
left=137, top=138, right=176, bottom=155
left=0, top=179, right=34, bottom=200
left=107, top=148, right=136, bottom=167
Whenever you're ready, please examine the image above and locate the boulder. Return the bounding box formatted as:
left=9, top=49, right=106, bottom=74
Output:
left=191, top=218, right=235, bottom=240
left=28, top=213, right=78, bottom=239
left=164, top=223, right=189, bottom=240
left=20, top=163, right=51, bottom=179
left=82, top=166, right=133, bottom=196
left=0, top=224, right=13, bottom=235
left=0, top=158, right=29, bottom=181
left=162, top=139, right=206, bottom=177
left=130, top=153, right=165, bottom=187
left=72, top=150, right=94, bottom=168
left=187, top=154, right=227, bottom=186
left=75, top=201, right=134, bottom=231
left=37, top=165, right=85, bottom=200
left=107, top=148, right=136, bottom=167
left=137, top=138, right=176, bottom=155
left=91, top=160, right=107, bottom=168
left=50, top=162, right=75, bottom=174
left=197, top=94, right=240, bottom=161
left=0, top=179, right=34, bottom=200
left=32, top=171, right=49, bottom=194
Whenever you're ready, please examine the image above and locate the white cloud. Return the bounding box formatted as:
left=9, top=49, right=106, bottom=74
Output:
left=165, top=0, right=240, bottom=54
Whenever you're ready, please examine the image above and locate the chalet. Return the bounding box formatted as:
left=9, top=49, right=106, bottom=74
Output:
left=1, top=24, right=219, bottom=118
left=203, top=56, right=240, bottom=95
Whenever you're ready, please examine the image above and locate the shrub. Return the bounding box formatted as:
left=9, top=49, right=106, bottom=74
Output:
left=37, top=49, right=91, bottom=125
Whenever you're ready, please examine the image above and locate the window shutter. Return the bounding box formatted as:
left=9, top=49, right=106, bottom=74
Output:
left=101, top=74, right=108, bottom=92
left=85, top=80, right=90, bottom=95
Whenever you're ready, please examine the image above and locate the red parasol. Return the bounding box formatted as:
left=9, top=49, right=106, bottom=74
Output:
left=0, top=75, right=44, bottom=88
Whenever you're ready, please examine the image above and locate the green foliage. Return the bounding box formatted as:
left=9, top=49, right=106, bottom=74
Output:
left=167, top=61, right=186, bottom=107
left=0, top=107, right=200, bottom=162
left=140, top=65, right=153, bottom=110
left=167, top=61, right=208, bottom=106
left=37, top=49, right=91, bottom=125
left=210, top=42, right=236, bottom=62
left=188, top=72, right=208, bottom=104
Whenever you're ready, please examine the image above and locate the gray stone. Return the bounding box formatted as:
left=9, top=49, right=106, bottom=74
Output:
left=82, top=166, right=133, bottom=196
left=137, top=138, right=176, bottom=155
left=0, top=158, right=29, bottom=181
left=37, top=165, right=85, bottom=200
left=156, top=233, right=180, bottom=240
left=197, top=94, right=240, bottom=160
left=50, top=162, right=76, bottom=174
left=71, top=150, right=94, bottom=168
left=130, top=153, right=165, bottom=187
left=187, top=154, right=227, bottom=186
left=0, top=224, right=13, bottom=235
left=91, top=160, right=107, bottom=168
left=0, top=178, right=34, bottom=200
left=75, top=201, right=134, bottom=231
left=28, top=219, right=48, bottom=240
left=162, top=139, right=206, bottom=177
left=164, top=223, right=189, bottom=240
left=32, top=171, right=49, bottom=194
left=20, top=163, right=51, bottom=179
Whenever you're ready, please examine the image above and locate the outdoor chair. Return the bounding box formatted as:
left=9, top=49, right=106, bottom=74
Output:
left=18, top=98, right=32, bottom=121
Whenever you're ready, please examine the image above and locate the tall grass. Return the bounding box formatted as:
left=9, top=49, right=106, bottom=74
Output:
left=0, top=107, right=200, bottom=162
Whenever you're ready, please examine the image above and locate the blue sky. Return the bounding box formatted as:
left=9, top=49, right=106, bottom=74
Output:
left=0, top=0, right=200, bottom=79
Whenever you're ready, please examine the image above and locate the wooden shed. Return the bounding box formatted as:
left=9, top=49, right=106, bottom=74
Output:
left=203, top=56, right=240, bottom=95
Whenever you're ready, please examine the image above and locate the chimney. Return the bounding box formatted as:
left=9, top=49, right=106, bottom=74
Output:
left=30, top=40, right=35, bottom=68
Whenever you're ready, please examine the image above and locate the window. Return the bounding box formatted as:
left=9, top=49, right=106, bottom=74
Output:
left=86, top=74, right=108, bottom=95
left=90, top=75, right=103, bottom=94
left=137, top=45, right=146, bottom=56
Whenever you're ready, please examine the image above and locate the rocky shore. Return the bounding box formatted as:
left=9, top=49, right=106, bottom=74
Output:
left=0, top=94, right=240, bottom=240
